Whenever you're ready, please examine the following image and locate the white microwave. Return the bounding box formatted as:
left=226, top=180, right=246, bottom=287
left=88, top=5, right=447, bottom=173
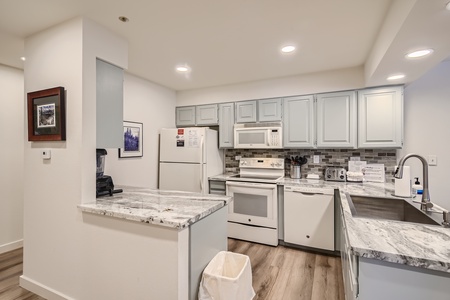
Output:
left=234, top=122, right=283, bottom=149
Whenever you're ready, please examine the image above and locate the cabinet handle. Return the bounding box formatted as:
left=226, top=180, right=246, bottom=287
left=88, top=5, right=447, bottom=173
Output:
left=306, top=235, right=310, bottom=239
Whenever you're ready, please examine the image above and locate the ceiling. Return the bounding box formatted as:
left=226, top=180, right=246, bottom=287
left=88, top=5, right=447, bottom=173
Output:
left=0, top=0, right=449, bottom=91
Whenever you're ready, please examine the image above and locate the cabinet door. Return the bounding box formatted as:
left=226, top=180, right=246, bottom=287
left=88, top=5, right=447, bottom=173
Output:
left=236, top=100, right=257, bottom=123
left=358, top=86, right=403, bottom=148
left=96, top=59, right=124, bottom=148
left=218, top=103, right=235, bottom=148
left=196, top=104, right=218, bottom=125
left=316, top=91, right=357, bottom=148
left=284, top=191, right=334, bottom=250
left=176, top=106, right=196, bottom=127
left=283, top=95, right=315, bottom=148
left=258, top=98, right=282, bottom=122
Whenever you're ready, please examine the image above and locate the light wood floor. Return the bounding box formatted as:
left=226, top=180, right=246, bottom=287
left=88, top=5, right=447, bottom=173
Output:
left=228, top=239, right=345, bottom=300
left=0, top=248, right=45, bottom=300
left=2, top=242, right=344, bottom=300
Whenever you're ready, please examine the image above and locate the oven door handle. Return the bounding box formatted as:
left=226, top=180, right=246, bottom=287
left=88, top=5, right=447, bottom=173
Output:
left=226, top=181, right=277, bottom=189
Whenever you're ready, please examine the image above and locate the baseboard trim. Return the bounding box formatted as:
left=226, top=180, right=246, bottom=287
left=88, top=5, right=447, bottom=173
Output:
left=0, top=239, right=23, bottom=254
left=20, top=275, right=74, bottom=300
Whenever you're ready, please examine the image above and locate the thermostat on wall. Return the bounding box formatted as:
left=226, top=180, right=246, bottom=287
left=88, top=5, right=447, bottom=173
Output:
left=42, top=149, right=51, bottom=160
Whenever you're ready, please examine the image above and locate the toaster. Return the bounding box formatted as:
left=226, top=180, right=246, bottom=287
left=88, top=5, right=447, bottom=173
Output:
left=324, top=167, right=346, bottom=182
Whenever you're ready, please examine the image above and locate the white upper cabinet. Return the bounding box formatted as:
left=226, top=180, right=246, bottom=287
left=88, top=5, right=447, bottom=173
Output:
left=358, top=86, right=403, bottom=148
left=196, top=104, right=218, bottom=126
left=258, top=98, right=282, bottom=122
left=176, top=106, right=196, bottom=127
left=316, top=91, right=357, bottom=148
left=218, top=103, right=235, bottom=148
left=236, top=100, right=257, bottom=123
left=96, top=59, right=124, bottom=148
left=283, top=95, right=315, bottom=148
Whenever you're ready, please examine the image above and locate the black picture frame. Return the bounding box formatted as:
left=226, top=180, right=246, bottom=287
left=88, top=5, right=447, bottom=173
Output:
left=119, top=121, right=143, bottom=158
left=27, top=87, right=66, bottom=141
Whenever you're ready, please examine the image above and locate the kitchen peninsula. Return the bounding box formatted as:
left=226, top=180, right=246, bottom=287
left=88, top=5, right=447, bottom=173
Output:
left=77, top=187, right=231, bottom=300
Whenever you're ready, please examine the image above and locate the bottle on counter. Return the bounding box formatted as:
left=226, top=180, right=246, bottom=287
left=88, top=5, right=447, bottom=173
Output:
left=412, top=177, right=423, bottom=195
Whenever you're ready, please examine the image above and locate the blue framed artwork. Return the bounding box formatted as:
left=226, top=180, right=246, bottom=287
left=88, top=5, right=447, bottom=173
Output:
left=119, top=121, right=143, bottom=158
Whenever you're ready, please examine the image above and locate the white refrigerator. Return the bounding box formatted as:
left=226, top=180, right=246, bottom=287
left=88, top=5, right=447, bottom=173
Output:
left=159, top=127, right=224, bottom=194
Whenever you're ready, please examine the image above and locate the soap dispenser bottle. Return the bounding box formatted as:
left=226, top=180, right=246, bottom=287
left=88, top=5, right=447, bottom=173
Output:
left=412, top=177, right=423, bottom=195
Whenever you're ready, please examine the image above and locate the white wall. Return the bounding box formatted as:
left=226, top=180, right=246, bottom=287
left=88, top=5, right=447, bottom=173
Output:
left=21, top=17, right=185, bottom=300
left=104, top=73, right=176, bottom=188
left=0, top=65, right=24, bottom=253
left=399, top=60, right=450, bottom=210
left=176, top=66, right=365, bottom=106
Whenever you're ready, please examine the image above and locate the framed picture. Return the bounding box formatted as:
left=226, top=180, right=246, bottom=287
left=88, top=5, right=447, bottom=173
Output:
left=119, top=121, right=143, bottom=158
left=27, top=86, right=66, bottom=141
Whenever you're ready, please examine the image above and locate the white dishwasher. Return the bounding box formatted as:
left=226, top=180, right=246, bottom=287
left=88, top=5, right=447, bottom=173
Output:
left=284, top=185, right=335, bottom=251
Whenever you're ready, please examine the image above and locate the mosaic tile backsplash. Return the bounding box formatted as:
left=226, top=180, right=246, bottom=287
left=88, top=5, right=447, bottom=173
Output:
left=225, top=148, right=398, bottom=182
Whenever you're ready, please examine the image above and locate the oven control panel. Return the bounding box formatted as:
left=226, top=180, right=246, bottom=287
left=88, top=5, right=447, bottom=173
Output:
left=239, top=157, right=284, bottom=169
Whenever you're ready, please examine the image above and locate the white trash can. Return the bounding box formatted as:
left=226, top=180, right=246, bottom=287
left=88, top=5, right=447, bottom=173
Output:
left=198, top=251, right=255, bottom=300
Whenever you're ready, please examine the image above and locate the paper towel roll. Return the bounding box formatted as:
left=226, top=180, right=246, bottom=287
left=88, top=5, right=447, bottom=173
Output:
left=394, top=166, right=411, bottom=197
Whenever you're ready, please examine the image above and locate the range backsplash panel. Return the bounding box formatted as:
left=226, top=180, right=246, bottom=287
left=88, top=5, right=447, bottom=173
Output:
left=225, top=148, right=397, bottom=182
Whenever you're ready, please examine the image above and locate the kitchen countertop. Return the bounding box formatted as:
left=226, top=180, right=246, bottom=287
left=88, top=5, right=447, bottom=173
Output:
left=78, top=186, right=232, bottom=230
left=210, top=174, right=450, bottom=273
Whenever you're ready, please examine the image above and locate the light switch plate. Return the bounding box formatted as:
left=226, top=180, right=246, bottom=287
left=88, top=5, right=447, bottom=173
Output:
left=313, top=155, right=320, bottom=164
left=42, top=149, right=51, bottom=160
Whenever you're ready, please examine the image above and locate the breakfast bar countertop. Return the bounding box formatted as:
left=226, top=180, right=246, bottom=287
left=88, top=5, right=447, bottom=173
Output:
left=78, top=186, right=232, bottom=230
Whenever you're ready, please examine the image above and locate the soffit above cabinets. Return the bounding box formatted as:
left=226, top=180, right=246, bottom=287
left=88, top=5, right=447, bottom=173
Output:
left=1, top=0, right=450, bottom=91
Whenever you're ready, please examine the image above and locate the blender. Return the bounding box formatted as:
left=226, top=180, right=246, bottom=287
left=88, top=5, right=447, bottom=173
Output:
left=96, top=149, right=122, bottom=197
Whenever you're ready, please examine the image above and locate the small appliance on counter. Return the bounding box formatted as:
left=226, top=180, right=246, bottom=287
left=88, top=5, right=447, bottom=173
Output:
left=96, top=149, right=123, bottom=197
left=324, top=166, right=346, bottom=182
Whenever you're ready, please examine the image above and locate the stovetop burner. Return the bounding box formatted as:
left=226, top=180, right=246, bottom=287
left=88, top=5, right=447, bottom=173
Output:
left=227, top=157, right=285, bottom=183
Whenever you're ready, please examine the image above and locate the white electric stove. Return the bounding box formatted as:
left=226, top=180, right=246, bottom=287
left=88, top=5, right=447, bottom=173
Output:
left=226, top=157, right=285, bottom=246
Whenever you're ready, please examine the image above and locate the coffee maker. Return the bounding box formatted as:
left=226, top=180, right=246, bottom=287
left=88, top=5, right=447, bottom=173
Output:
left=96, top=149, right=122, bottom=197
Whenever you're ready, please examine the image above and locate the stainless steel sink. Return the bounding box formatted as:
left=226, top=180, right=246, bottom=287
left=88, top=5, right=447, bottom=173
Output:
left=346, top=194, right=440, bottom=226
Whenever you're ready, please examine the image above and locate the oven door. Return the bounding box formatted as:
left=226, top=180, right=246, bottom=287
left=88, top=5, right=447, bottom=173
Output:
left=226, top=181, right=278, bottom=228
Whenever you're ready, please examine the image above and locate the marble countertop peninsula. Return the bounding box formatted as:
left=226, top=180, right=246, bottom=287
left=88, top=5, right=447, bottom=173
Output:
left=210, top=174, right=450, bottom=273
left=78, top=187, right=232, bottom=230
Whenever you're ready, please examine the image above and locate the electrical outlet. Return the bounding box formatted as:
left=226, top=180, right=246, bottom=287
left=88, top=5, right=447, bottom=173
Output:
left=428, top=155, right=437, bottom=166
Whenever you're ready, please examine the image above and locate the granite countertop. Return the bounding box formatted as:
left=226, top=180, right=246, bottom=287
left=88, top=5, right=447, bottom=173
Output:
left=210, top=174, right=450, bottom=273
left=78, top=187, right=232, bottom=230
left=281, top=178, right=450, bottom=273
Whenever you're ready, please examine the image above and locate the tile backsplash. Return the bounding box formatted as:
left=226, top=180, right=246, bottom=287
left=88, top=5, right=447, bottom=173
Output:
left=225, top=148, right=397, bottom=182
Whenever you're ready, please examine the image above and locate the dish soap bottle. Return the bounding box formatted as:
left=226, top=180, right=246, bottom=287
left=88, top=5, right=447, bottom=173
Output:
left=412, top=177, right=423, bottom=195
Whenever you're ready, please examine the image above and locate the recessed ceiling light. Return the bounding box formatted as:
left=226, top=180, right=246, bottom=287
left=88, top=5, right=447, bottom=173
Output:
left=118, top=16, right=129, bottom=22
left=20, top=56, right=26, bottom=61
left=406, top=49, right=434, bottom=59
left=281, top=45, right=296, bottom=53
left=176, top=66, right=189, bottom=72
left=387, top=74, right=405, bottom=81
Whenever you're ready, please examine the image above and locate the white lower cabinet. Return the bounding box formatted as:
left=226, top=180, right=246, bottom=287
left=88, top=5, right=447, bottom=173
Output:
left=284, top=187, right=334, bottom=251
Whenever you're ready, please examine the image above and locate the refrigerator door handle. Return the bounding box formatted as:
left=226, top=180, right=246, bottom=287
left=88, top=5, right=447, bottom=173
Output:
left=200, top=136, right=204, bottom=192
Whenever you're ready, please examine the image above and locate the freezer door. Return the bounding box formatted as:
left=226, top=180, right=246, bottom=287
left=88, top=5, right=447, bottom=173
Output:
left=160, top=128, right=205, bottom=163
left=159, top=162, right=204, bottom=193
